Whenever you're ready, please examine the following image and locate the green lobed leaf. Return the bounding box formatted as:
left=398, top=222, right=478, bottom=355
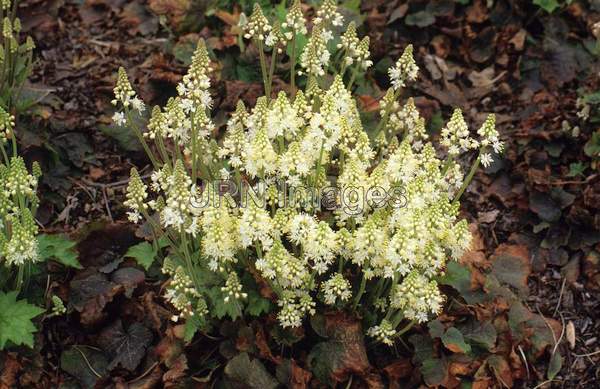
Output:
left=428, top=320, right=445, bottom=338
left=124, top=241, right=157, bottom=270
left=439, top=261, right=485, bottom=304
left=584, top=132, right=600, bottom=158
left=459, top=320, right=497, bottom=351
left=206, top=286, right=243, bottom=320
left=490, top=254, right=530, bottom=295
left=224, top=352, right=279, bottom=389
left=441, top=327, right=472, bottom=354
left=421, top=357, right=448, bottom=386
left=0, top=291, right=45, bottom=349
left=37, top=234, right=81, bottom=269
left=245, top=289, right=273, bottom=317
left=533, top=0, right=561, bottom=13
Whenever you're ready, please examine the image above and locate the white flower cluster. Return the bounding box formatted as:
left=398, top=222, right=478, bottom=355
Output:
left=0, top=157, right=40, bottom=267
left=0, top=106, right=15, bottom=144
left=367, top=320, right=397, bottom=346
left=390, top=272, right=444, bottom=323
left=162, top=258, right=203, bottom=321
left=243, top=4, right=272, bottom=42
left=282, top=0, right=307, bottom=36
left=112, top=67, right=144, bottom=126
left=388, top=44, right=419, bottom=90
left=119, top=0, right=502, bottom=343
left=337, top=22, right=372, bottom=70
left=321, top=273, right=352, bottom=305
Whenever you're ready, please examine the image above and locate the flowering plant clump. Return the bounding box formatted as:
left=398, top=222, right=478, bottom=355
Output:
left=0, top=105, right=41, bottom=289
left=0, top=0, right=41, bottom=293
left=0, top=0, right=36, bottom=111
left=115, top=0, right=503, bottom=345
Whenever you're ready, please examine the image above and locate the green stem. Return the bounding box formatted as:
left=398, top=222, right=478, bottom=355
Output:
left=15, top=264, right=24, bottom=294
left=191, top=111, right=198, bottom=183
left=312, top=140, right=325, bottom=188
left=124, top=108, right=159, bottom=169
left=290, top=35, right=297, bottom=94
left=373, top=89, right=401, bottom=140
left=181, top=230, right=201, bottom=291
left=257, top=40, right=269, bottom=98
left=267, top=50, right=277, bottom=99
left=347, top=65, right=360, bottom=90
left=452, top=151, right=482, bottom=205
left=352, top=273, right=367, bottom=311
left=395, top=320, right=416, bottom=337
left=1, top=143, right=9, bottom=164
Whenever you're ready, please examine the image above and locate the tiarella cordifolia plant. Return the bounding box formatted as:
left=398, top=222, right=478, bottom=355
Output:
left=0, top=0, right=35, bottom=111
left=0, top=105, right=41, bottom=291
left=0, top=0, right=41, bottom=294
left=116, top=0, right=504, bottom=345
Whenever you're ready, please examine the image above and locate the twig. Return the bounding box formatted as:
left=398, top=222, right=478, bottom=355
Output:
left=73, top=346, right=103, bottom=378
left=80, top=172, right=152, bottom=189
left=532, top=379, right=560, bottom=389
left=553, top=278, right=566, bottom=318
left=127, top=362, right=159, bottom=384
left=550, top=174, right=598, bottom=186
left=102, top=186, right=113, bottom=223
left=517, top=345, right=530, bottom=380
left=572, top=349, right=600, bottom=358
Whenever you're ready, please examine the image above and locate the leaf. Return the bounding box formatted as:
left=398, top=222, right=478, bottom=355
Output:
left=37, top=234, right=81, bottom=269
left=245, top=289, right=273, bottom=317
left=124, top=241, right=157, bottom=270
left=307, top=313, right=370, bottom=384
left=405, top=10, right=436, bottom=27
left=486, top=355, right=514, bottom=387
left=584, top=132, right=600, bottom=158
left=206, top=286, right=243, bottom=320
left=111, top=267, right=145, bottom=298
left=439, top=261, right=485, bottom=304
left=490, top=253, right=530, bottom=295
left=533, top=0, right=560, bottom=13
left=0, top=291, right=44, bottom=349
left=441, top=327, right=471, bottom=353
left=530, top=190, right=561, bottom=223
left=15, top=85, right=54, bottom=113
left=459, top=321, right=497, bottom=351
left=428, top=320, right=445, bottom=338
left=224, top=353, right=279, bottom=389
left=97, top=320, right=153, bottom=371
left=69, top=272, right=122, bottom=326
left=421, top=357, right=447, bottom=386
left=98, top=113, right=145, bottom=151
left=60, top=346, right=108, bottom=387
left=547, top=352, right=562, bottom=380
left=567, top=162, right=586, bottom=177
left=409, top=334, right=435, bottom=363
left=184, top=315, right=202, bottom=343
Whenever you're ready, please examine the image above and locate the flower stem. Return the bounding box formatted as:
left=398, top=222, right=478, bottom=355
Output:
left=257, top=40, right=269, bottom=98
left=452, top=151, right=481, bottom=205
left=290, top=35, right=297, bottom=94
left=125, top=108, right=159, bottom=169
left=352, top=273, right=367, bottom=311
left=267, top=50, right=278, bottom=99
left=395, top=320, right=416, bottom=337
